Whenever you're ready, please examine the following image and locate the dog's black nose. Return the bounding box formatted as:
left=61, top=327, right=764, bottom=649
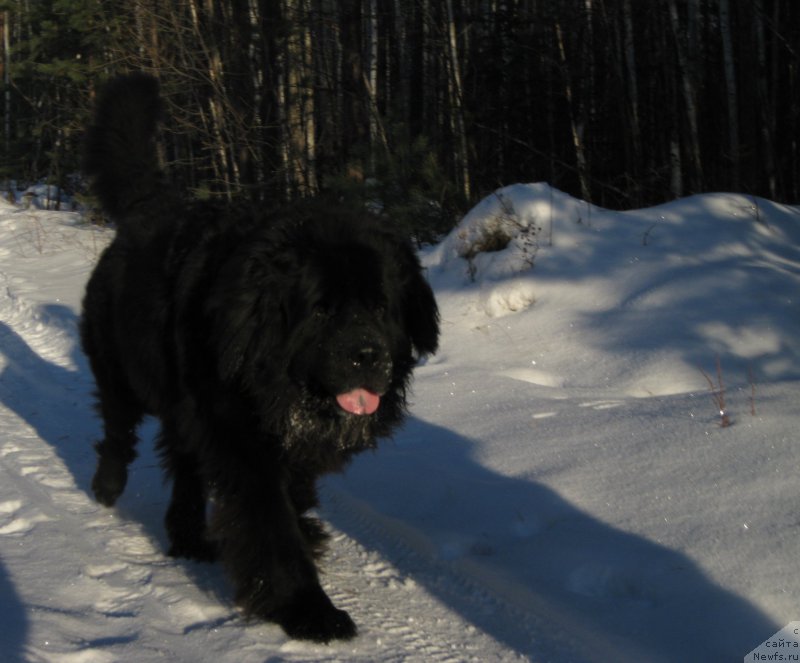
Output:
left=353, top=344, right=383, bottom=368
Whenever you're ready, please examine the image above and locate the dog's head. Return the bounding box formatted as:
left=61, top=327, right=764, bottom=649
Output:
left=208, top=211, right=439, bottom=432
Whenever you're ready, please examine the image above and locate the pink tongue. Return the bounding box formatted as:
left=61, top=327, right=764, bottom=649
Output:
left=336, top=389, right=380, bottom=415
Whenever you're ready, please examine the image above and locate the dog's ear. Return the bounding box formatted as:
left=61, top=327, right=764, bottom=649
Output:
left=400, top=249, right=440, bottom=359
left=212, top=290, right=263, bottom=384
left=208, top=254, right=290, bottom=386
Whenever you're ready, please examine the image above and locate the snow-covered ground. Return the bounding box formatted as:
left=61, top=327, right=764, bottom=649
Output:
left=0, top=184, right=798, bottom=662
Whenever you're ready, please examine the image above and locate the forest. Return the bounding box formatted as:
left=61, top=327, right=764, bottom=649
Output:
left=1, top=0, right=798, bottom=238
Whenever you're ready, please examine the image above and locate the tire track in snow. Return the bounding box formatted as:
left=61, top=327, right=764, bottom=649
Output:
left=320, top=484, right=672, bottom=663
left=319, top=487, right=554, bottom=662
left=321, top=530, right=498, bottom=663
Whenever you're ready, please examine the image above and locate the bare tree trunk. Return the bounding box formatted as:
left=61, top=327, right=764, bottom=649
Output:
left=300, top=10, right=317, bottom=194
left=408, top=0, right=426, bottom=139
left=366, top=0, right=379, bottom=171
left=555, top=21, right=590, bottom=202
left=686, top=0, right=700, bottom=71
left=340, top=0, right=367, bottom=179
left=2, top=10, right=10, bottom=177
left=184, top=0, right=235, bottom=199
left=719, top=0, right=739, bottom=189
left=583, top=0, right=596, bottom=140
left=622, top=0, right=642, bottom=202
left=666, top=0, right=703, bottom=192
left=754, top=0, right=776, bottom=198
left=444, top=0, right=470, bottom=199
left=670, top=130, right=683, bottom=198
left=282, top=0, right=317, bottom=196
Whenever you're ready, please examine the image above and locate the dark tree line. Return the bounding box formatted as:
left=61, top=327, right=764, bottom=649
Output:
left=1, top=0, right=799, bottom=235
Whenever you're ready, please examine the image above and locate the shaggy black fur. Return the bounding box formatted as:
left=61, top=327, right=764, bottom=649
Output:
left=80, top=74, right=439, bottom=642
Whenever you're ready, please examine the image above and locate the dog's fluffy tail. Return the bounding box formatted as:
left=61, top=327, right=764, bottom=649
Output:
left=84, top=73, right=163, bottom=223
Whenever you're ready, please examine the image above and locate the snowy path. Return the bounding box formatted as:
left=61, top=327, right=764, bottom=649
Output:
left=0, top=207, right=538, bottom=662
left=0, top=321, right=519, bottom=662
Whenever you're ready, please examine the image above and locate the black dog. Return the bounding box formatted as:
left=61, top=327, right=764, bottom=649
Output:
left=80, top=74, right=439, bottom=642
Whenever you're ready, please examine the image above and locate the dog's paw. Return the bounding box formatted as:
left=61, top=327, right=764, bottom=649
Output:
left=167, top=538, right=219, bottom=563
left=274, top=588, right=357, bottom=643
left=165, top=506, right=219, bottom=562
left=91, top=458, right=128, bottom=506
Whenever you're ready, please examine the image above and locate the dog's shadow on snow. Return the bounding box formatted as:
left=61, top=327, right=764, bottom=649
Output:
left=0, top=314, right=231, bottom=611
left=0, top=311, right=97, bottom=491
left=0, top=312, right=83, bottom=661
left=323, top=416, right=778, bottom=662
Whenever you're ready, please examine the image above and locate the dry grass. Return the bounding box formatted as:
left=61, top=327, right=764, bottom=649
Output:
left=700, top=356, right=731, bottom=428
left=8, top=210, right=110, bottom=263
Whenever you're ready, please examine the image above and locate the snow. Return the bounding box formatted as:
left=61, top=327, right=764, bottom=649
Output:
left=1, top=183, right=798, bottom=662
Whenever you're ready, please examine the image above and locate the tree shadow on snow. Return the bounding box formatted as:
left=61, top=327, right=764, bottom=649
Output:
left=323, top=416, right=779, bottom=662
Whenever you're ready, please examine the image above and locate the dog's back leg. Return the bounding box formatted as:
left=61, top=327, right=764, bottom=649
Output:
left=159, top=424, right=218, bottom=562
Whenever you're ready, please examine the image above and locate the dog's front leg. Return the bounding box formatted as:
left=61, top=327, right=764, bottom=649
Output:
left=209, top=473, right=356, bottom=642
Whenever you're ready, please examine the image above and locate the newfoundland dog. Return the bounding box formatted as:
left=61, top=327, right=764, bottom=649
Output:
left=80, top=74, right=439, bottom=642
